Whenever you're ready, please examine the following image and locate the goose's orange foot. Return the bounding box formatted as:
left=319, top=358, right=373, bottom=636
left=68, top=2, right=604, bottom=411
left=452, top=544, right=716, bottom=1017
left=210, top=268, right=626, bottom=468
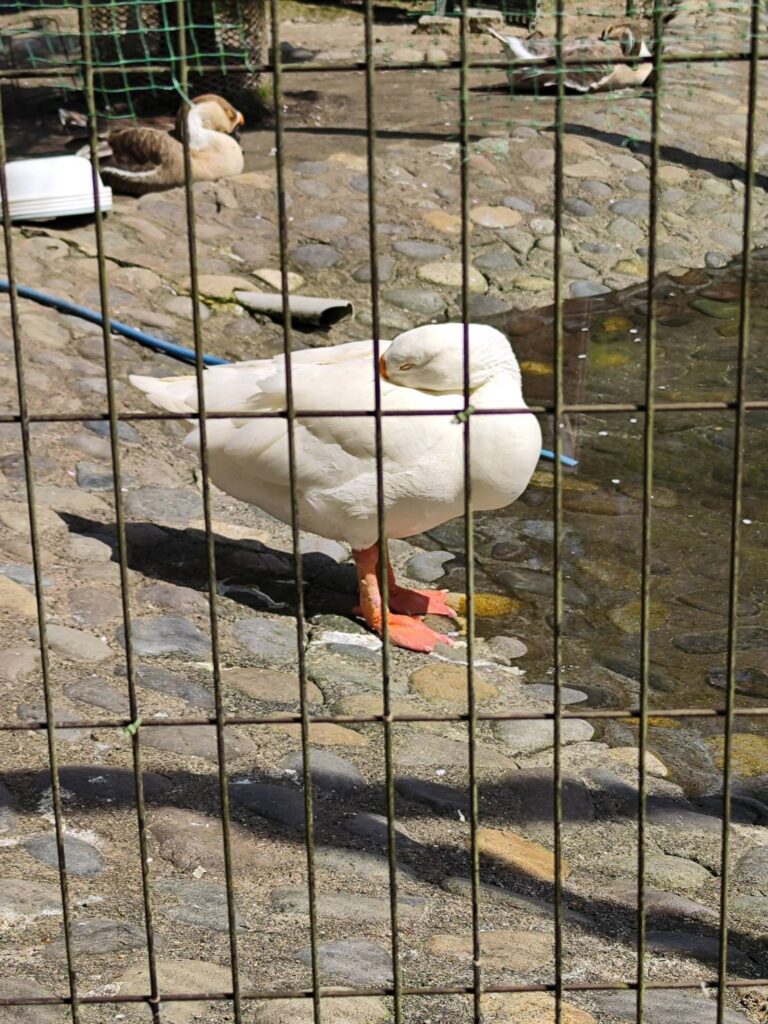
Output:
left=378, top=613, right=454, bottom=653
left=388, top=585, right=458, bottom=621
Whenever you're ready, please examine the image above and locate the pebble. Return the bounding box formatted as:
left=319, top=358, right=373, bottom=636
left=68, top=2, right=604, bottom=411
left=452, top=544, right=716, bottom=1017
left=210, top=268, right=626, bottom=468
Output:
left=24, top=833, right=105, bottom=876
left=427, top=928, right=552, bottom=970
left=137, top=581, right=207, bottom=615
left=231, top=617, right=298, bottom=663
left=68, top=535, right=113, bottom=562
left=487, top=635, right=528, bottom=661
left=395, top=775, right=469, bottom=813
left=124, top=486, right=200, bottom=525
left=112, top=959, right=246, bottom=1024
left=68, top=585, right=122, bottom=627
left=272, top=887, right=426, bottom=923
left=300, top=939, right=393, bottom=987
left=494, top=717, right=594, bottom=755
left=0, top=575, right=37, bottom=618
left=536, top=235, right=573, bottom=254
left=523, top=683, right=587, bottom=705
left=421, top=209, right=463, bottom=234
left=0, top=878, right=61, bottom=925
left=732, top=846, right=768, bottom=894
left=46, top=624, right=111, bottom=663
left=530, top=216, right=555, bottom=236
left=229, top=780, right=308, bottom=830
left=647, top=929, right=751, bottom=969
left=0, top=978, right=62, bottom=1023
left=0, top=564, right=52, bottom=588
left=608, top=599, right=669, bottom=633
left=564, top=197, right=596, bottom=217
left=589, top=989, right=751, bottom=1024
left=581, top=179, right=612, bottom=198
left=400, top=738, right=508, bottom=773
left=289, top=244, right=342, bottom=269
left=352, top=254, right=395, bottom=283
left=155, top=877, right=245, bottom=931
left=134, top=663, right=215, bottom=708
left=295, top=178, right=331, bottom=198
left=0, top=782, right=18, bottom=834
left=473, top=249, right=520, bottom=272
left=409, top=663, right=498, bottom=705
left=143, top=724, right=255, bottom=762
left=480, top=993, right=596, bottom=1024
left=624, top=172, right=650, bottom=192
left=475, top=827, right=565, bottom=883
left=223, top=666, right=322, bottom=705
left=163, top=295, right=211, bottom=321
left=603, top=879, right=717, bottom=922
left=35, top=765, right=171, bottom=803
left=469, top=205, right=522, bottom=228
left=315, top=846, right=417, bottom=885
left=44, top=918, right=145, bottom=958
left=705, top=250, right=729, bottom=268
left=281, top=748, right=364, bottom=793
left=500, top=227, right=535, bottom=255
left=417, top=261, right=487, bottom=293
left=609, top=216, right=644, bottom=244
left=564, top=159, right=612, bottom=180
left=345, top=811, right=418, bottom=849
left=64, top=678, right=126, bottom=714
left=252, top=995, right=389, bottom=1024
left=405, top=548, right=453, bottom=582
left=120, top=616, right=209, bottom=658
left=392, top=239, right=450, bottom=260
left=383, top=287, right=445, bottom=315
left=150, top=807, right=268, bottom=876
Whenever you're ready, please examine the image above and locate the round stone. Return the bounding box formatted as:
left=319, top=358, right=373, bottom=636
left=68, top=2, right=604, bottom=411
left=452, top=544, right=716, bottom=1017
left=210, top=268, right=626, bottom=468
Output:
left=473, top=249, right=520, bottom=271
left=289, top=244, right=342, bottom=270
left=119, top=616, right=209, bottom=658
left=232, top=617, right=298, bottom=663
left=624, top=173, right=650, bottom=192
left=405, top=549, right=453, bottom=582
left=305, top=214, right=348, bottom=233
left=281, top=748, right=364, bottom=793
left=24, top=834, right=105, bottom=877
left=609, top=198, right=649, bottom=219
left=392, top=239, right=450, bottom=260
left=530, top=217, right=555, bottom=236
left=382, top=287, right=444, bottom=317
left=46, top=624, right=111, bottom=663
left=564, top=197, right=596, bottom=217
left=352, top=254, right=394, bottom=283
left=469, top=205, right=522, bottom=228
left=295, top=179, right=331, bottom=199
left=536, top=235, right=574, bottom=253
left=581, top=180, right=612, bottom=198
left=503, top=195, right=535, bottom=213
left=417, top=261, right=487, bottom=292
left=705, top=250, right=729, bottom=269
left=570, top=280, right=611, bottom=298
left=494, top=717, right=594, bottom=755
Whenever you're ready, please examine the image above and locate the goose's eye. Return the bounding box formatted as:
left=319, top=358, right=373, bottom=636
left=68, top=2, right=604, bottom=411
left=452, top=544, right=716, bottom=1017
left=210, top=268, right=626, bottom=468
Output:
left=398, top=362, right=414, bottom=371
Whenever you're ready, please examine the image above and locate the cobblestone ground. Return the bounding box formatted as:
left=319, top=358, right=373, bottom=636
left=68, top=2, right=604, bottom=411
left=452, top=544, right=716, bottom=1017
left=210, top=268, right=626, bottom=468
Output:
left=1, top=2, right=767, bottom=1023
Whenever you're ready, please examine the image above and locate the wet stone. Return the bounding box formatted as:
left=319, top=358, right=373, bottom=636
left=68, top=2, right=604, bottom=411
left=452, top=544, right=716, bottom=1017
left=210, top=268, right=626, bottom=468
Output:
left=395, top=775, right=469, bottom=813
left=705, top=250, right=729, bottom=269
left=229, top=780, right=307, bottom=830
left=120, top=616, right=209, bottom=658
left=302, top=939, right=393, bottom=987
left=570, top=280, right=611, bottom=298
left=44, top=918, right=146, bottom=958
left=707, top=666, right=768, bottom=699
left=406, top=548, right=453, bottom=582
left=155, top=878, right=245, bottom=931
left=23, top=834, right=105, bottom=877
left=0, top=879, right=62, bottom=925
left=231, top=617, right=298, bottom=664
left=289, top=246, right=341, bottom=271
left=143, top=724, right=254, bottom=762
left=134, top=664, right=215, bottom=709
left=392, top=239, right=450, bottom=260
left=383, top=288, right=445, bottom=315
left=124, top=486, right=200, bottom=525
left=281, top=748, right=364, bottom=793
left=494, top=718, right=594, bottom=756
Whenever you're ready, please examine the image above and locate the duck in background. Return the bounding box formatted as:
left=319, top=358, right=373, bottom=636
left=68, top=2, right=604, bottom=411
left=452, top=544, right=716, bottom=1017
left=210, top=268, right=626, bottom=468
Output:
left=485, top=22, right=654, bottom=93
left=69, top=94, right=244, bottom=196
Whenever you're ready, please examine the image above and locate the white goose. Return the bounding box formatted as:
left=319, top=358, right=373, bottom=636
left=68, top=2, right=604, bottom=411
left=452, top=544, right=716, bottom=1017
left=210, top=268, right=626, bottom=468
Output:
left=130, top=324, right=541, bottom=652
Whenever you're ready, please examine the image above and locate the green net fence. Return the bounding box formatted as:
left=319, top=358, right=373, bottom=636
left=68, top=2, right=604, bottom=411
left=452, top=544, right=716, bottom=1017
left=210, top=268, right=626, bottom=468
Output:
left=0, top=0, right=267, bottom=115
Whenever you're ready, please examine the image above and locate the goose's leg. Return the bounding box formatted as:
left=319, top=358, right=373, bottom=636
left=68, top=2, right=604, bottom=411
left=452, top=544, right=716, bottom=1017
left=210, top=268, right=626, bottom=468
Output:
left=353, top=544, right=453, bottom=653
left=386, top=559, right=458, bottom=620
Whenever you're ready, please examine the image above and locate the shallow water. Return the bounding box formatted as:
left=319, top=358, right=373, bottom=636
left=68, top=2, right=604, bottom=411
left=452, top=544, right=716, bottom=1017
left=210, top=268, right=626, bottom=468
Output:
left=418, top=253, right=768, bottom=797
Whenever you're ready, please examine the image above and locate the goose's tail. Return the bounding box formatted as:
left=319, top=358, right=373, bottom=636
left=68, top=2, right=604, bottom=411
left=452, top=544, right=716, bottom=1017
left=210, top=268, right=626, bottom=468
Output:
left=98, top=164, right=172, bottom=196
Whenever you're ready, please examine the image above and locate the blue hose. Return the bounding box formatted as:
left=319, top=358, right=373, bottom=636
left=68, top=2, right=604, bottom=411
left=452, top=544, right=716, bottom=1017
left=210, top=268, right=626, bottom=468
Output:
left=0, top=278, right=577, bottom=466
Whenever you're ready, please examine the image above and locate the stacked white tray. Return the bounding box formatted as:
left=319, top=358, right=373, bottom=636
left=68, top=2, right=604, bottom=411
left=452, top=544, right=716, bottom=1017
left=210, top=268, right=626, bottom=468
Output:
left=4, top=155, right=112, bottom=222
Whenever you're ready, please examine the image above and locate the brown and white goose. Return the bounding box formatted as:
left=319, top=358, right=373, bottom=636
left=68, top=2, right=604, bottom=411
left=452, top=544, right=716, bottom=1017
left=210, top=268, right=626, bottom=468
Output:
left=486, top=23, right=653, bottom=93
left=98, top=94, right=244, bottom=196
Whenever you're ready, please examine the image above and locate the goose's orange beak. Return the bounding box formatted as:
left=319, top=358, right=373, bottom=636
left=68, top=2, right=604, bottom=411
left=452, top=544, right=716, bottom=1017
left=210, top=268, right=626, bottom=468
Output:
left=235, top=110, right=245, bottom=127
left=379, top=354, right=389, bottom=381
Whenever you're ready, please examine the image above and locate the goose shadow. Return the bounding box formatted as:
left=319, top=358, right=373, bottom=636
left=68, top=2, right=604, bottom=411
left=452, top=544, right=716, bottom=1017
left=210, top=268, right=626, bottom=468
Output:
left=59, top=512, right=358, bottom=619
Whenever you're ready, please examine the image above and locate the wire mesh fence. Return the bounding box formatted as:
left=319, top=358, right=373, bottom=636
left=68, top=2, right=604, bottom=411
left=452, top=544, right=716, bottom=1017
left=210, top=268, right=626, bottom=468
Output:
left=0, top=1, right=767, bottom=1023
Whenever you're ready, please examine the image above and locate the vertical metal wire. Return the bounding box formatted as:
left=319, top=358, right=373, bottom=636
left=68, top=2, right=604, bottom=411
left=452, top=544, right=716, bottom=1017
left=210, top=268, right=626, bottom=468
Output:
left=267, top=5, right=322, bottom=1021
left=457, top=3, right=482, bottom=1022
left=636, top=7, right=665, bottom=1021
left=0, top=83, right=81, bottom=1024
left=78, top=3, right=161, bottom=1018
left=174, top=3, right=242, bottom=1019
left=716, top=0, right=759, bottom=1018
left=551, top=0, right=566, bottom=1020
left=360, top=4, right=401, bottom=1021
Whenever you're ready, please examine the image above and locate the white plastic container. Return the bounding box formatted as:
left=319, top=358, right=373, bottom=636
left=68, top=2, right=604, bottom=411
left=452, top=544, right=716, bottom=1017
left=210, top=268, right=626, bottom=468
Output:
left=3, top=155, right=112, bottom=222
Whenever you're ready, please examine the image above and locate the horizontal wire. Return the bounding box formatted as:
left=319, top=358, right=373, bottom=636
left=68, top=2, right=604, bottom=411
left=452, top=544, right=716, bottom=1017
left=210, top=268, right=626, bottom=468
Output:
left=3, top=705, right=767, bottom=732
left=1, top=975, right=766, bottom=1009
left=1, top=399, right=767, bottom=427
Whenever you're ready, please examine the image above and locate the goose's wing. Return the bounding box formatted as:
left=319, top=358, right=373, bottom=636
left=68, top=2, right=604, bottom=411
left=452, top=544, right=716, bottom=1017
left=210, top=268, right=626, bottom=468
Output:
left=502, top=35, right=624, bottom=93
left=104, top=125, right=183, bottom=176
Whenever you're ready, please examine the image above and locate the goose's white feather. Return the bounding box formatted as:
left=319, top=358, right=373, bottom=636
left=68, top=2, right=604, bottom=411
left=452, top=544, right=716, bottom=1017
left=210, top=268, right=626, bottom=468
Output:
left=130, top=324, right=542, bottom=550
